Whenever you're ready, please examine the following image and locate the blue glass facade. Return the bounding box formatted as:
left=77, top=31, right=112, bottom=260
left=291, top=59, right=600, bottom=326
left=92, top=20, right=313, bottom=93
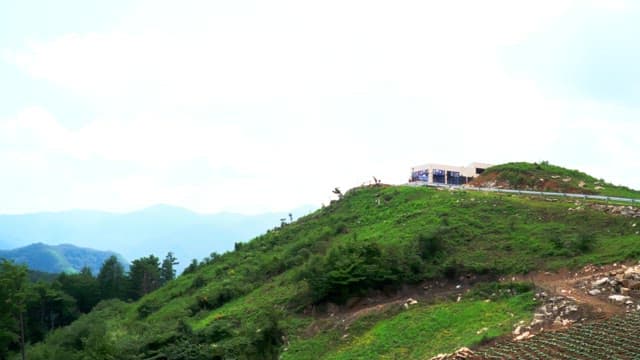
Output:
left=411, top=170, right=429, bottom=182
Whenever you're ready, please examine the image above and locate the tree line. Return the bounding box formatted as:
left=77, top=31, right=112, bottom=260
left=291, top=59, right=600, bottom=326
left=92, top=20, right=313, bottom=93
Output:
left=0, top=252, right=178, bottom=359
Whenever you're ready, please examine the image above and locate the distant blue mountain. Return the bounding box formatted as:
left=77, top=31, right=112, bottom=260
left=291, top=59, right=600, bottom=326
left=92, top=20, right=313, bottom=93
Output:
left=0, top=243, right=127, bottom=274
left=0, top=204, right=316, bottom=272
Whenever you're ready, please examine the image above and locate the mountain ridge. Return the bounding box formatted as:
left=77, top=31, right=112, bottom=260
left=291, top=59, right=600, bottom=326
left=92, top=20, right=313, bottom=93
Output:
left=0, top=204, right=316, bottom=272
left=0, top=242, right=127, bottom=274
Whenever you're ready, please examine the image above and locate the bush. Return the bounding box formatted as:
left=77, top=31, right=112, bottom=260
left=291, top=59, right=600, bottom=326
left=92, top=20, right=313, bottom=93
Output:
left=416, top=229, right=444, bottom=260
left=190, top=274, right=207, bottom=290
left=301, top=240, right=426, bottom=303
left=570, top=232, right=595, bottom=253
left=196, top=282, right=249, bottom=311
left=137, top=299, right=162, bottom=319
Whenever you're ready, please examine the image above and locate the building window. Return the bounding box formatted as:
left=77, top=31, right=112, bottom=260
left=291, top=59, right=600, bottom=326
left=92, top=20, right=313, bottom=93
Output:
left=411, top=170, right=429, bottom=182
left=447, top=171, right=461, bottom=185
left=433, top=169, right=445, bottom=184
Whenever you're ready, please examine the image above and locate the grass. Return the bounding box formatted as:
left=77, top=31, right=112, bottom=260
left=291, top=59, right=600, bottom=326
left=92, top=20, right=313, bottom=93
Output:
left=477, top=162, right=640, bottom=198
left=284, top=292, right=535, bottom=360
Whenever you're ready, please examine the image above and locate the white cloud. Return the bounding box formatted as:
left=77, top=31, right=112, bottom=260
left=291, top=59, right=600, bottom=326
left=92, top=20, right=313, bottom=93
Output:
left=1, top=0, right=639, bottom=214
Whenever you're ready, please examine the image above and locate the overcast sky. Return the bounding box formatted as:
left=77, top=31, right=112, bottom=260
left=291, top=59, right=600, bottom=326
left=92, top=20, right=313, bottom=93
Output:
left=1, top=0, right=639, bottom=214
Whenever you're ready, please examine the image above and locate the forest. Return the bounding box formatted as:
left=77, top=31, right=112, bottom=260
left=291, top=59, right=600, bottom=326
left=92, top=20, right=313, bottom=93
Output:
left=0, top=252, right=178, bottom=359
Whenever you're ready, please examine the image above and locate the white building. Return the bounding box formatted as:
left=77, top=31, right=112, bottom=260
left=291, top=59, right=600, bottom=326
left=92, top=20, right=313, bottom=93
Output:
left=410, top=162, right=493, bottom=185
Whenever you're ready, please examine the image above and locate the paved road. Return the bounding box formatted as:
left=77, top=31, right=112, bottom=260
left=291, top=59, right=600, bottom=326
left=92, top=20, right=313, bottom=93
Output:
left=407, top=181, right=640, bottom=204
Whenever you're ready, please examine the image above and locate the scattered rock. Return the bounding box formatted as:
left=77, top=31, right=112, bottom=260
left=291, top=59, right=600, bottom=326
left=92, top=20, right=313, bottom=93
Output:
left=621, top=288, right=630, bottom=296
left=622, top=279, right=640, bottom=290
left=513, top=325, right=523, bottom=335
left=592, top=277, right=609, bottom=287
left=430, top=347, right=475, bottom=360
left=515, top=331, right=533, bottom=341
left=609, top=295, right=631, bottom=304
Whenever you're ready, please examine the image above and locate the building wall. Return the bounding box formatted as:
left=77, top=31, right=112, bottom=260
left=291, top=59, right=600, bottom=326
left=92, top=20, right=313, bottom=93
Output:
left=410, top=162, right=493, bottom=185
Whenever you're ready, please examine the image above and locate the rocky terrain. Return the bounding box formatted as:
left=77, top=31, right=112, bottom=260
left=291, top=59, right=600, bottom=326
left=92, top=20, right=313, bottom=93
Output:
left=430, top=262, right=640, bottom=359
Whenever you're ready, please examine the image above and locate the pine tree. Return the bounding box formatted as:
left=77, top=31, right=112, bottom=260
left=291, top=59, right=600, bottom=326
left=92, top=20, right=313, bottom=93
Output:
left=160, top=252, right=179, bottom=285
left=128, top=255, right=161, bottom=300
left=97, top=256, right=127, bottom=300
left=0, top=259, right=28, bottom=360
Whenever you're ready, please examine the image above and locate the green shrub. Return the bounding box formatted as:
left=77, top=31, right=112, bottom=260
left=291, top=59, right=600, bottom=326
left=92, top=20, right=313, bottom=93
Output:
left=416, top=229, right=444, bottom=260
left=302, top=240, right=427, bottom=303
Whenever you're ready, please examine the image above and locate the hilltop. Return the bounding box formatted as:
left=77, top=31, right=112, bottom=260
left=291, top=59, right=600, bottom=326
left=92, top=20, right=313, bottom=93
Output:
left=470, top=161, right=640, bottom=198
left=0, top=243, right=127, bottom=274
left=20, top=163, right=640, bottom=359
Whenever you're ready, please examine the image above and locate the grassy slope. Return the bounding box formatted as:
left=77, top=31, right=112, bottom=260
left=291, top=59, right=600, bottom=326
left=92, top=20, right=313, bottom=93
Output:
left=287, top=293, right=535, bottom=360
left=24, top=183, right=640, bottom=359
left=473, top=162, right=640, bottom=198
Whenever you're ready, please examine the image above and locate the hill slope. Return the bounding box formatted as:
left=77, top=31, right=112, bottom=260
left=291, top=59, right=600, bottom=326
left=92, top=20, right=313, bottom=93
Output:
left=0, top=243, right=127, bottom=274
left=22, top=178, right=640, bottom=359
left=470, top=162, right=640, bottom=198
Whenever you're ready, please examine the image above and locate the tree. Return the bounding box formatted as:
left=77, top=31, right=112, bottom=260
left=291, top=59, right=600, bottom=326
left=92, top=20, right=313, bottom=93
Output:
left=58, top=266, right=100, bottom=313
left=332, top=187, right=343, bottom=199
left=0, top=259, right=28, bottom=360
left=128, top=255, right=161, bottom=300
left=183, top=259, right=199, bottom=275
left=97, top=256, right=127, bottom=300
left=160, top=252, right=179, bottom=285
left=26, top=281, right=77, bottom=342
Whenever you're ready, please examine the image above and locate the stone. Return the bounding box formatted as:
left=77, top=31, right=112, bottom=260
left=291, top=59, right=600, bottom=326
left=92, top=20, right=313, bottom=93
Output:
left=592, top=277, right=609, bottom=287
left=609, top=295, right=631, bottom=303
left=513, top=325, right=523, bottom=335
left=621, top=287, right=631, bottom=296
left=565, top=305, right=578, bottom=313
left=515, top=331, right=532, bottom=341
left=622, top=279, right=640, bottom=290
left=429, top=347, right=474, bottom=360
left=530, top=319, right=544, bottom=326
left=588, top=289, right=601, bottom=296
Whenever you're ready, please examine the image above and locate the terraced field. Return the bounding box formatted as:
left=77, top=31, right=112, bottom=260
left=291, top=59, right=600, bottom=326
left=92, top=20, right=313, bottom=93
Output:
left=476, top=311, right=640, bottom=359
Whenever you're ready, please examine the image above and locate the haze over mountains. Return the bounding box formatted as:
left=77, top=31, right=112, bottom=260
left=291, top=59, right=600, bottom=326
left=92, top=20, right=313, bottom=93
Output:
left=0, top=243, right=127, bottom=274
left=0, top=204, right=316, bottom=273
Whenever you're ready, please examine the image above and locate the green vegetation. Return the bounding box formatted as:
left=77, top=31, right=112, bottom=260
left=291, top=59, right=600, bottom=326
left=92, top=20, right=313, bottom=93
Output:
left=477, top=161, right=640, bottom=198
left=10, top=164, right=640, bottom=359
left=0, top=252, right=180, bottom=356
left=0, top=243, right=128, bottom=274
left=314, top=293, right=534, bottom=360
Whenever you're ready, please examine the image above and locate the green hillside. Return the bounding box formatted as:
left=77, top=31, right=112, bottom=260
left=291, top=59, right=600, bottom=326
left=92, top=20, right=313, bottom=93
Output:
left=472, top=162, right=640, bottom=198
left=21, top=180, right=640, bottom=359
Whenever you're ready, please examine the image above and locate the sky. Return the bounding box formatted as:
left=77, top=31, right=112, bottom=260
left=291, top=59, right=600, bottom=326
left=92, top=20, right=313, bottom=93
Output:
left=1, top=0, right=639, bottom=215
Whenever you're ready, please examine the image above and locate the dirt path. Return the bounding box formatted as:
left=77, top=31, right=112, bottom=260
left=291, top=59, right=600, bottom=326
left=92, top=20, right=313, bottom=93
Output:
left=305, top=262, right=640, bottom=340
left=522, top=268, right=624, bottom=317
